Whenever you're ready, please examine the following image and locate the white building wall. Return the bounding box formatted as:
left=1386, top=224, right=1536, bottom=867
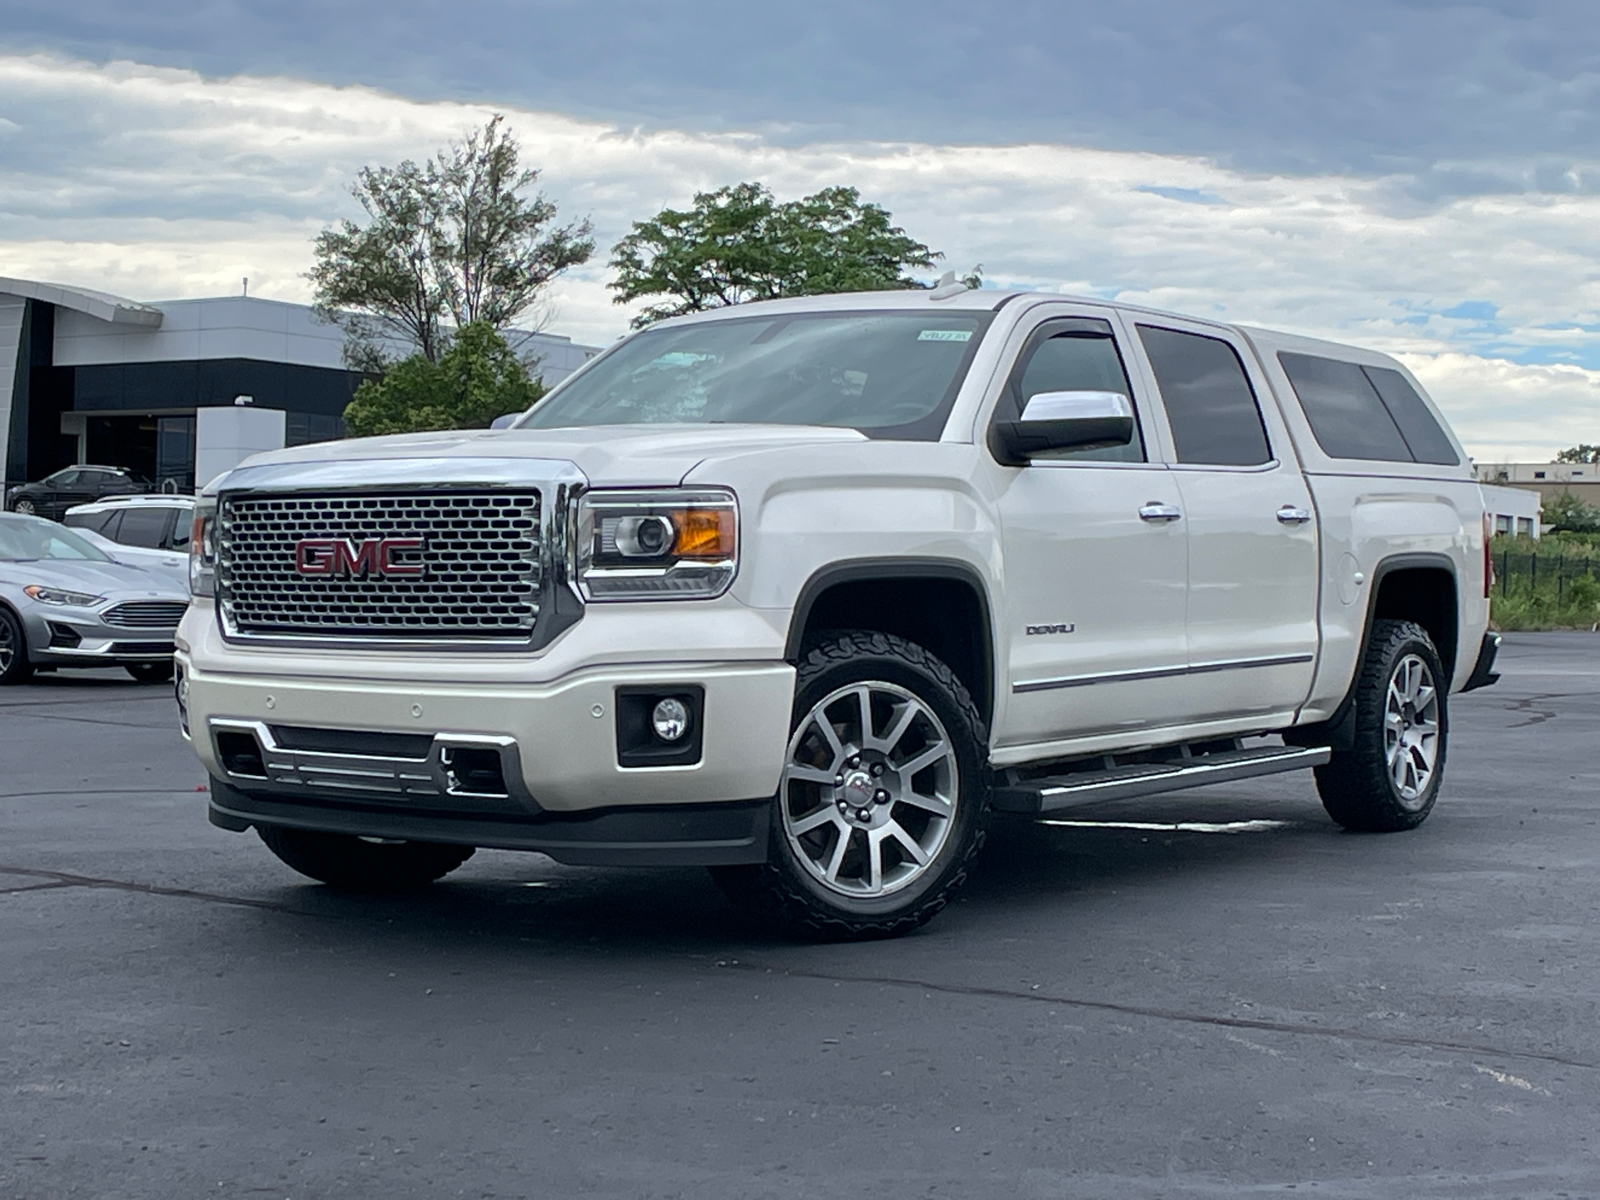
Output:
left=196, top=406, right=287, bottom=491
left=54, top=297, right=347, bottom=370
left=1481, top=483, right=1542, bottom=538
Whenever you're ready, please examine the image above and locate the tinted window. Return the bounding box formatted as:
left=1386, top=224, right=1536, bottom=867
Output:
left=46, top=470, right=82, bottom=487
left=117, top=506, right=172, bottom=548
left=1363, top=366, right=1460, bottom=465
left=1277, top=353, right=1412, bottom=462
left=1137, top=326, right=1272, bottom=466
left=168, top=508, right=194, bottom=549
left=1012, top=327, right=1144, bottom=462
left=522, top=311, right=993, bottom=440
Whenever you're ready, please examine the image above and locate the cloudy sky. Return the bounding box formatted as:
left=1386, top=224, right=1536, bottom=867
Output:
left=2, top=1, right=1599, bottom=459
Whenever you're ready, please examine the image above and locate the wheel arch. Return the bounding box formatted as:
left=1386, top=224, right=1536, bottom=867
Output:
left=785, top=558, right=997, bottom=725
left=1289, top=551, right=1458, bottom=751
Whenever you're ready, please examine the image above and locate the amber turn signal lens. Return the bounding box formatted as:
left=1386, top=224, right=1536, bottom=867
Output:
left=674, top=508, right=736, bottom=559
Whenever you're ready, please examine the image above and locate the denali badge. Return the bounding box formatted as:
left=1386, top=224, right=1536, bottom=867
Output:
left=294, top=537, right=425, bottom=579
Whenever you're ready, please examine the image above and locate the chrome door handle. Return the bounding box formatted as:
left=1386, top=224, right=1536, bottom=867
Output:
left=1276, top=505, right=1312, bottom=525
left=1139, top=502, right=1182, bottom=523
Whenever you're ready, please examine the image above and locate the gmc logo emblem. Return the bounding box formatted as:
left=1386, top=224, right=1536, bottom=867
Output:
left=294, top=537, right=425, bottom=578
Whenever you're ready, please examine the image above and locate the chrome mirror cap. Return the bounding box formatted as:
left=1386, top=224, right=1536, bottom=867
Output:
left=991, top=390, right=1135, bottom=465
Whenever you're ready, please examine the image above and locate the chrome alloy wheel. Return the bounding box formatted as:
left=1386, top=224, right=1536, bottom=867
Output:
left=781, top=681, right=960, bottom=898
left=0, top=617, right=15, bottom=673
left=12, top=499, right=34, bottom=515
left=1385, top=653, right=1440, bottom=806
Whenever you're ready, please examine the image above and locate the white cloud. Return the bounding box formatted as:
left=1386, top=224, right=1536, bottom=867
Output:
left=3, top=52, right=1599, bottom=459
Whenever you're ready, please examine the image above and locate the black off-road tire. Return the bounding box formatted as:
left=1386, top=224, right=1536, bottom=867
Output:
left=1315, top=618, right=1447, bottom=832
left=710, top=630, right=991, bottom=941
left=0, top=607, right=33, bottom=685
left=257, top=825, right=475, bottom=891
left=126, top=661, right=175, bottom=684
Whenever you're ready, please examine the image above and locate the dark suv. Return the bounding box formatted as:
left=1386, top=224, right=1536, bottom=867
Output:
left=5, top=466, right=151, bottom=520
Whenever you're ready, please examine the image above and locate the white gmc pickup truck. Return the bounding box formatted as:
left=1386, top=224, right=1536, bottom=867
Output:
left=177, top=288, right=1500, bottom=938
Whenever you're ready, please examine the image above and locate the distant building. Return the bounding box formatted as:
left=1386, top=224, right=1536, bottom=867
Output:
left=1479, top=483, right=1541, bottom=538
left=1, top=277, right=600, bottom=492
left=1474, top=461, right=1600, bottom=508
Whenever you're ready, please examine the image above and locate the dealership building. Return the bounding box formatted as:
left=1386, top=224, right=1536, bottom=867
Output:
left=1, top=277, right=599, bottom=493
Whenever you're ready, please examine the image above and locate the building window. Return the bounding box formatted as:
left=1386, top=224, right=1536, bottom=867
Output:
left=1534, top=471, right=1546, bottom=479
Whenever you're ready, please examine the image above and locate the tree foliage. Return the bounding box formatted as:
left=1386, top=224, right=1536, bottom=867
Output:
left=1539, top=489, right=1600, bottom=533
left=310, top=116, right=594, bottom=365
left=342, top=322, right=543, bottom=437
left=608, top=182, right=943, bottom=326
left=1555, top=444, right=1600, bottom=464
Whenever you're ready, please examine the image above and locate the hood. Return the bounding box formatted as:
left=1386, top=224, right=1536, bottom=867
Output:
left=207, top=424, right=867, bottom=492
left=1, top=556, right=188, bottom=602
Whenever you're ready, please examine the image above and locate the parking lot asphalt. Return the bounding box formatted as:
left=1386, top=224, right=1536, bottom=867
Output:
left=2, top=636, right=1598, bottom=1199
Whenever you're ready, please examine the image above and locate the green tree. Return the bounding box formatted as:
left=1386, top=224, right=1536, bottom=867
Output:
left=1555, top=444, right=1600, bottom=463
left=1539, top=489, right=1600, bottom=532
left=609, top=182, right=943, bottom=326
left=342, top=321, right=543, bottom=437
left=310, top=115, right=594, bottom=366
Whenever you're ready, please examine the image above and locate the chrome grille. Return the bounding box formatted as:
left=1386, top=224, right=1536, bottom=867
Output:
left=218, top=490, right=542, bottom=641
left=102, top=601, right=188, bottom=628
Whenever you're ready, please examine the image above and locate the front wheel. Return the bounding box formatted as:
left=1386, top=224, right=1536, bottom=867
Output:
left=257, top=825, right=475, bottom=890
left=711, top=630, right=991, bottom=940
left=11, top=498, right=35, bottom=515
left=1315, top=619, right=1447, bottom=832
left=0, top=607, right=33, bottom=685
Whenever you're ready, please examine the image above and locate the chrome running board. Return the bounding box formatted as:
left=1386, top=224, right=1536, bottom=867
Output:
left=992, top=742, right=1331, bottom=816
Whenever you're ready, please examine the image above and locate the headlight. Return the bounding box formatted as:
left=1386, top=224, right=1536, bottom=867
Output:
left=23, top=585, right=104, bottom=607
left=575, top=488, right=737, bottom=601
left=189, top=499, right=218, bottom=597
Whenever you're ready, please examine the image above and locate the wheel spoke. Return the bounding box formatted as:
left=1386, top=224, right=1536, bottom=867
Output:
left=877, top=701, right=920, bottom=756
left=790, top=807, right=839, bottom=836
left=787, top=764, right=838, bottom=786
left=851, top=685, right=874, bottom=748
left=887, top=821, right=930, bottom=866
left=896, top=789, right=953, bottom=817
left=896, top=741, right=950, bottom=780
left=811, top=712, right=847, bottom=767
left=866, top=828, right=885, bottom=892
left=1413, top=683, right=1437, bottom=716
left=823, top=828, right=852, bottom=882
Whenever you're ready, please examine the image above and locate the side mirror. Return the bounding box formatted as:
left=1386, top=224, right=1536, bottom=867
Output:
left=489, top=414, right=519, bottom=430
left=990, top=390, right=1135, bottom=465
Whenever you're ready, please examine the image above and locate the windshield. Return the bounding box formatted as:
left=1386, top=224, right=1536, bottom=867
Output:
left=0, top=515, right=113, bottom=563
left=520, top=310, right=994, bottom=440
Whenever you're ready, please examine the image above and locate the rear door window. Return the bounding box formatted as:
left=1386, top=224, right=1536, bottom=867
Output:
left=1277, top=353, right=1412, bottom=462
left=1363, top=366, right=1460, bottom=465
left=1137, top=325, right=1272, bottom=466
left=116, top=506, right=172, bottom=548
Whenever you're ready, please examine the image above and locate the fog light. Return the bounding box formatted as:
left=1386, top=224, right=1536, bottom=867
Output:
left=651, top=697, right=691, bottom=742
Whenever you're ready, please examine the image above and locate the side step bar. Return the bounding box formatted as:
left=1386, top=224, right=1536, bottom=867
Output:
left=992, top=742, right=1331, bottom=816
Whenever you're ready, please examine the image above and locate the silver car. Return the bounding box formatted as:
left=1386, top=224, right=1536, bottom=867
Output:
left=0, top=513, right=189, bottom=685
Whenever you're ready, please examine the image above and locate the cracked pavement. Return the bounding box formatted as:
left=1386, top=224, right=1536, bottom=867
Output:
left=2, top=634, right=1598, bottom=1198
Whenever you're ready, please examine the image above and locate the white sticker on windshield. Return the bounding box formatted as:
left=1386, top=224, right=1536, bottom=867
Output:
left=917, top=329, right=972, bottom=342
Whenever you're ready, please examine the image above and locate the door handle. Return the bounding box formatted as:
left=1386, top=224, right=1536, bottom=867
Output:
left=1276, top=505, right=1312, bottom=525
left=1139, top=502, right=1182, bottom=523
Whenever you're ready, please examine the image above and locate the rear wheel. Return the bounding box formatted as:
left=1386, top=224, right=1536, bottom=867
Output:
left=1315, top=618, right=1447, bottom=832
left=710, top=630, right=990, bottom=940
left=126, top=661, right=174, bottom=684
left=0, top=608, right=33, bottom=685
left=257, top=825, right=475, bottom=891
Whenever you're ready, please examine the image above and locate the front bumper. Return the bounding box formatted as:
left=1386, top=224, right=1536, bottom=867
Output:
left=180, top=633, right=797, bottom=865
left=22, top=606, right=175, bottom=666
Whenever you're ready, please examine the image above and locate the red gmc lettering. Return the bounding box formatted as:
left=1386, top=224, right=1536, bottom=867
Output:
left=294, top=537, right=424, bottom=578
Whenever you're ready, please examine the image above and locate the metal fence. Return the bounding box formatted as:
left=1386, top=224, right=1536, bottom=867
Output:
left=1495, top=548, right=1600, bottom=598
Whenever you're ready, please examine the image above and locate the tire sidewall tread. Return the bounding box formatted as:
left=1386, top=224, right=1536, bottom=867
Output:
left=714, top=629, right=991, bottom=941
left=1315, top=618, right=1448, bottom=832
